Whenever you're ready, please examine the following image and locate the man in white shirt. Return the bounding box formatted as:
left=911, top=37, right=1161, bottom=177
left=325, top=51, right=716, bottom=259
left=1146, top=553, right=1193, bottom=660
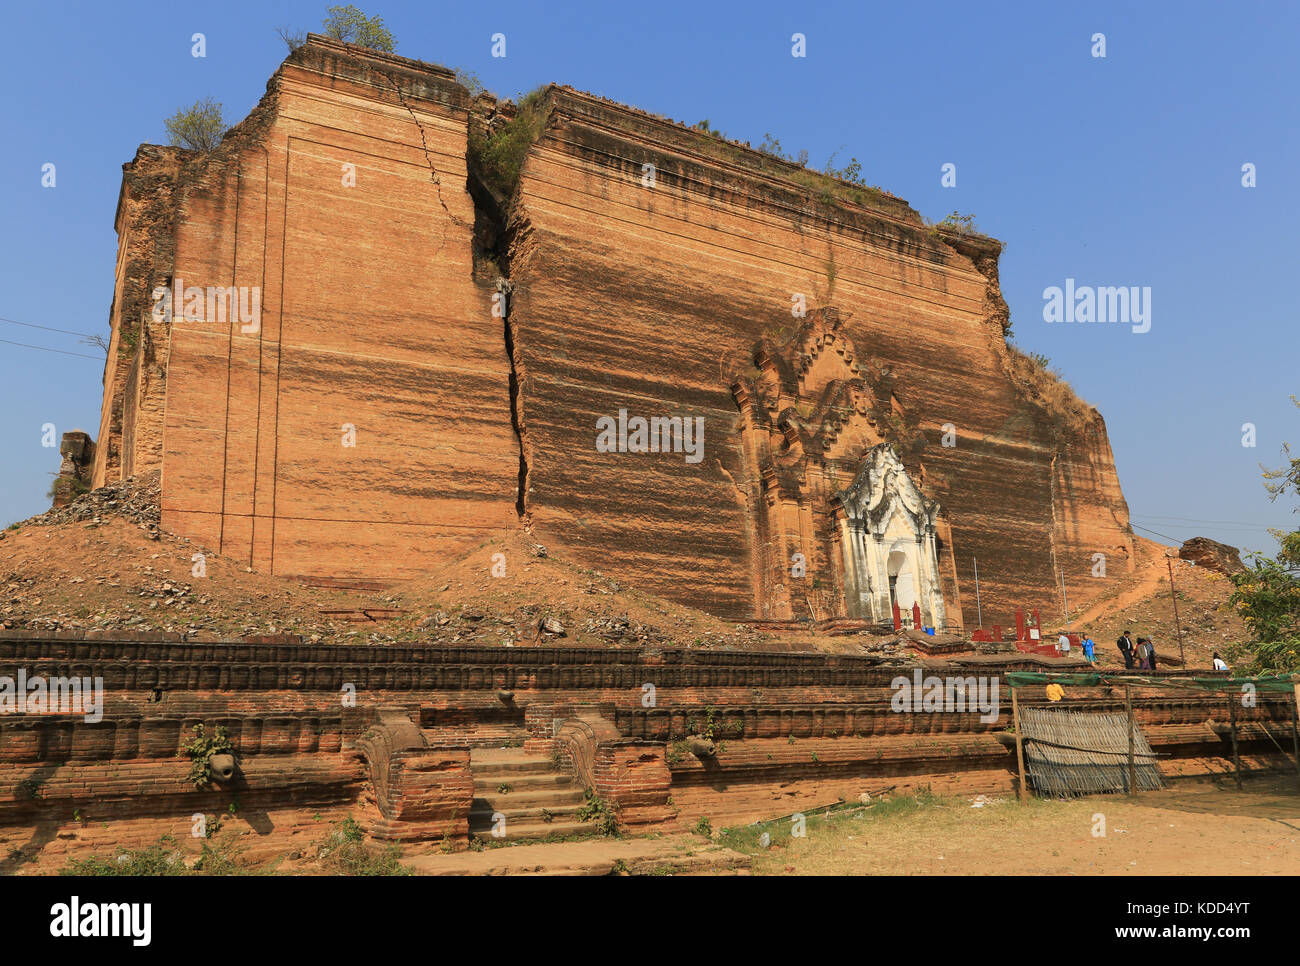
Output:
left=1057, top=632, right=1071, bottom=657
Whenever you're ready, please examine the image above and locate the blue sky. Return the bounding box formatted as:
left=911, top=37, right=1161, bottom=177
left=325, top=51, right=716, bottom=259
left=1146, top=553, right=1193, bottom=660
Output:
left=1, top=0, right=1296, bottom=556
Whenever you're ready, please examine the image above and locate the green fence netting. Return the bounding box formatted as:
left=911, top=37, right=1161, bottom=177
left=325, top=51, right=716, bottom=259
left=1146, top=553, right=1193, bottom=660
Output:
left=1004, top=671, right=1299, bottom=693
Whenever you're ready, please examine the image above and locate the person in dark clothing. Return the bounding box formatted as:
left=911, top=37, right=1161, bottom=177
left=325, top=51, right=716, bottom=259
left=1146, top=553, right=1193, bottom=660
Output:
left=1117, top=630, right=1135, bottom=669
left=1147, top=637, right=1158, bottom=670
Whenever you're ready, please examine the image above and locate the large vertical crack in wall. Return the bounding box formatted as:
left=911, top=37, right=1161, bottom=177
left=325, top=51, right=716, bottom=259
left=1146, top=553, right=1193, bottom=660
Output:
left=463, top=93, right=550, bottom=525
left=377, top=63, right=535, bottom=524
left=500, top=278, right=529, bottom=521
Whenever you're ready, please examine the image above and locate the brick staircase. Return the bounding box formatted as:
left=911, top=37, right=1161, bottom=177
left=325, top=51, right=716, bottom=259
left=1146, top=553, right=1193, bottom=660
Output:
left=468, top=748, right=591, bottom=843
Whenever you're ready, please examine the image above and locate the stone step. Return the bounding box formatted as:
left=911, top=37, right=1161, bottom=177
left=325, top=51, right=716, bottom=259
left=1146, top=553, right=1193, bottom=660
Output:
left=468, top=820, right=594, bottom=842
left=473, top=788, right=587, bottom=810
left=473, top=772, right=577, bottom=793
left=469, top=747, right=564, bottom=772
left=470, top=759, right=557, bottom=778
left=470, top=801, right=585, bottom=823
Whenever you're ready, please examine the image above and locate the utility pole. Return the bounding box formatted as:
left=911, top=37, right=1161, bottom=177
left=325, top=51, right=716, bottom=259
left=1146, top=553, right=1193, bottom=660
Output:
left=973, top=556, right=982, bottom=628
left=1166, top=555, right=1186, bottom=669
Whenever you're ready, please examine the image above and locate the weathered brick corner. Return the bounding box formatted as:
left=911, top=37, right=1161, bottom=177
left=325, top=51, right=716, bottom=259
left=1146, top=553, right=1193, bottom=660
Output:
left=555, top=711, right=675, bottom=832
left=354, top=709, right=472, bottom=845
left=52, top=431, right=95, bottom=508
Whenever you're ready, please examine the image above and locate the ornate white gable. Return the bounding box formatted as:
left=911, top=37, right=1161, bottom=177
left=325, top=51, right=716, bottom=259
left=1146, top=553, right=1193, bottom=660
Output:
left=833, top=444, right=946, bottom=628
left=839, top=445, right=940, bottom=536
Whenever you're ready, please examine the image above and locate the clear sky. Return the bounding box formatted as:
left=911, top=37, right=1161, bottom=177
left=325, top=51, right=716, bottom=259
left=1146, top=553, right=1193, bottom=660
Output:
left=1, top=0, right=1296, bottom=557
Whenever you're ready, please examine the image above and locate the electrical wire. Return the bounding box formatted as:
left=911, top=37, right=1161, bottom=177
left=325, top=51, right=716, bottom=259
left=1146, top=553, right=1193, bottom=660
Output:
left=0, top=337, right=102, bottom=360
left=0, top=315, right=99, bottom=339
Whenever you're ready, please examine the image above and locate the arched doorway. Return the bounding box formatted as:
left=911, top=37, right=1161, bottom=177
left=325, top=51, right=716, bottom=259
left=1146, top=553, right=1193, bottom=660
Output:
left=887, top=545, right=916, bottom=615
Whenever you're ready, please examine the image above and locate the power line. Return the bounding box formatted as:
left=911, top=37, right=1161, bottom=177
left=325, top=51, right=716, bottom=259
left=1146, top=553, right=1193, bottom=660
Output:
left=1131, top=522, right=1280, bottom=551
left=0, top=315, right=99, bottom=339
left=1129, top=523, right=1186, bottom=544
left=1133, top=520, right=1277, bottom=532
left=1133, top=514, right=1281, bottom=528
left=0, top=337, right=102, bottom=360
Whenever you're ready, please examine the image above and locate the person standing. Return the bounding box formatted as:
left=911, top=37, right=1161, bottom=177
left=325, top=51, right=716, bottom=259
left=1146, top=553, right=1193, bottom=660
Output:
left=1057, top=632, right=1072, bottom=657
left=1082, top=635, right=1096, bottom=664
left=1147, top=637, right=1158, bottom=671
left=1117, top=630, right=1135, bottom=669
left=1136, top=637, right=1151, bottom=670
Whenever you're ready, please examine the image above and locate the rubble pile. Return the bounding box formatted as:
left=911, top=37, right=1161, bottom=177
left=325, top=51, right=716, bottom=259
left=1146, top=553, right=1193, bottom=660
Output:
left=28, top=472, right=162, bottom=537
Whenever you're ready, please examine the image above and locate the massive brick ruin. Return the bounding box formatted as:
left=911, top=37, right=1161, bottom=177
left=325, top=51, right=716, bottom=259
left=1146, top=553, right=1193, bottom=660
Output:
left=89, top=35, right=1136, bottom=629
left=14, top=34, right=1293, bottom=875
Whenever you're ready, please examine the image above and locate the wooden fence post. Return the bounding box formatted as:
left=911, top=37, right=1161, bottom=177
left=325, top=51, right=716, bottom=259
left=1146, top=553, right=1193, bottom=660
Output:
left=1125, top=684, right=1137, bottom=797
left=1011, top=686, right=1028, bottom=802
left=1228, top=693, right=1243, bottom=791
left=1291, top=684, right=1300, bottom=790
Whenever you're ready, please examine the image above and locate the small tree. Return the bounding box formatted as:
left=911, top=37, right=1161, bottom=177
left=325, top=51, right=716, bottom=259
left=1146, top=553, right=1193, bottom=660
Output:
left=81, top=333, right=109, bottom=355
left=453, top=67, right=485, bottom=97
left=164, top=97, right=226, bottom=152
left=276, top=24, right=306, bottom=52
left=824, top=153, right=866, bottom=186
left=757, top=133, right=792, bottom=162
left=322, top=5, right=395, bottom=51
left=937, top=211, right=980, bottom=234
left=1228, top=396, right=1300, bottom=673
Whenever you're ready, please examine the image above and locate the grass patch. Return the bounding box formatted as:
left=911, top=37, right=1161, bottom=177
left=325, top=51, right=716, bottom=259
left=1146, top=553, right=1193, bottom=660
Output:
left=576, top=789, right=620, bottom=837
left=1004, top=342, right=1094, bottom=434
left=716, top=788, right=1129, bottom=875
left=718, top=788, right=951, bottom=855
left=61, top=839, right=190, bottom=876
left=314, top=816, right=410, bottom=875
left=59, top=832, right=249, bottom=876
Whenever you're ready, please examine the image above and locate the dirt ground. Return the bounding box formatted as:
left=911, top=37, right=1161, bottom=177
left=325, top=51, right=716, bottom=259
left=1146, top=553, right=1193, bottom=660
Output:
left=719, top=775, right=1300, bottom=875
left=0, top=475, right=1251, bottom=668
left=1068, top=538, right=1249, bottom=671
left=0, top=477, right=783, bottom=649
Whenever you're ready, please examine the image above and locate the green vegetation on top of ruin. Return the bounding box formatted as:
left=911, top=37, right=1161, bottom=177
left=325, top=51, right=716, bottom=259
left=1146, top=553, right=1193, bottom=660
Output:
left=469, top=86, right=553, bottom=202
left=277, top=5, right=395, bottom=53
left=320, top=4, right=394, bottom=50
left=163, top=97, right=227, bottom=152
left=687, top=124, right=910, bottom=217
left=261, top=13, right=988, bottom=244
left=168, top=9, right=395, bottom=152
left=1003, top=342, right=1096, bottom=436
left=454, top=67, right=487, bottom=98
left=925, top=210, right=998, bottom=244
